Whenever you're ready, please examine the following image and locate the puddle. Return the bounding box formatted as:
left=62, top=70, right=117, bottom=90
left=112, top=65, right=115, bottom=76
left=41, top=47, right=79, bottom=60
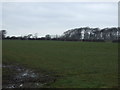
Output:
left=2, top=64, right=57, bottom=88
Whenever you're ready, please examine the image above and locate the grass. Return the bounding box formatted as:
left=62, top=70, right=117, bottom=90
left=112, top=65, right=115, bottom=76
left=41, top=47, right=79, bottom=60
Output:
left=2, top=40, right=118, bottom=88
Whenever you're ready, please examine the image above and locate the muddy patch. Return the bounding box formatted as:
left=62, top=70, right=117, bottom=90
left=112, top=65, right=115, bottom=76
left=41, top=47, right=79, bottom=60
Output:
left=2, top=64, right=57, bottom=88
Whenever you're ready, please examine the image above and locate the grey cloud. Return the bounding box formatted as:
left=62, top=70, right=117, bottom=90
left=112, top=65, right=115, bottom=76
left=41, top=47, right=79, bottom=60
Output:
left=2, top=2, right=118, bottom=36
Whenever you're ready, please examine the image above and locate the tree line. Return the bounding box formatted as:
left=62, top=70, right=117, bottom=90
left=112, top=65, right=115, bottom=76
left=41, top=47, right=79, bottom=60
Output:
left=61, top=27, right=120, bottom=42
left=0, top=27, right=120, bottom=42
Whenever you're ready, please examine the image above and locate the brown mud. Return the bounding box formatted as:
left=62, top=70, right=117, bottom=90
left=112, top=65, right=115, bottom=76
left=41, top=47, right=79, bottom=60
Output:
left=2, top=63, right=58, bottom=88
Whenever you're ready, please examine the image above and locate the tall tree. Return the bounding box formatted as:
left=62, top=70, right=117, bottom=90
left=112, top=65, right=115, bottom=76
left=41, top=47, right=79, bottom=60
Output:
left=45, top=34, right=51, bottom=40
left=0, top=30, right=7, bottom=39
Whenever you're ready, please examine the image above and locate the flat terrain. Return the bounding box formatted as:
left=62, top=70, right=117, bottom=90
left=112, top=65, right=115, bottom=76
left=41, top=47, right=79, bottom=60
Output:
left=2, top=40, right=118, bottom=88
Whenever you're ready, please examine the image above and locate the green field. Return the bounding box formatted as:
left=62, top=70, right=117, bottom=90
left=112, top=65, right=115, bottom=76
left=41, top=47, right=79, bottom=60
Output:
left=2, top=40, right=118, bottom=88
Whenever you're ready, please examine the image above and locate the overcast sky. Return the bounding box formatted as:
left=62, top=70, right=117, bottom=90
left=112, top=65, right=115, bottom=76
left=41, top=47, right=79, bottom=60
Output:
left=1, top=2, right=118, bottom=37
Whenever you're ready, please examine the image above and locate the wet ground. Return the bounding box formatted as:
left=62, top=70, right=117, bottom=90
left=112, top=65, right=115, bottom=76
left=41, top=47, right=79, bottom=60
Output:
left=2, top=64, right=57, bottom=88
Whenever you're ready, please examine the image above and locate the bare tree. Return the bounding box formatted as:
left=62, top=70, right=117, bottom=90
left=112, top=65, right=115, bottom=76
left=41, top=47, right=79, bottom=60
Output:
left=27, top=34, right=33, bottom=39
left=45, top=34, right=51, bottom=40
left=0, top=30, right=7, bottom=39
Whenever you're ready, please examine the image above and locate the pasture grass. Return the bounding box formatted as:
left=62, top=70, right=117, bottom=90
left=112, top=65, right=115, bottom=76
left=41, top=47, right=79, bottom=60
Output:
left=2, top=40, right=118, bottom=88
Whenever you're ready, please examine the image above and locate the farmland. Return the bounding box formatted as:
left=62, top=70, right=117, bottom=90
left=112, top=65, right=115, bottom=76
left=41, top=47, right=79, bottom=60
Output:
left=2, top=40, right=118, bottom=88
